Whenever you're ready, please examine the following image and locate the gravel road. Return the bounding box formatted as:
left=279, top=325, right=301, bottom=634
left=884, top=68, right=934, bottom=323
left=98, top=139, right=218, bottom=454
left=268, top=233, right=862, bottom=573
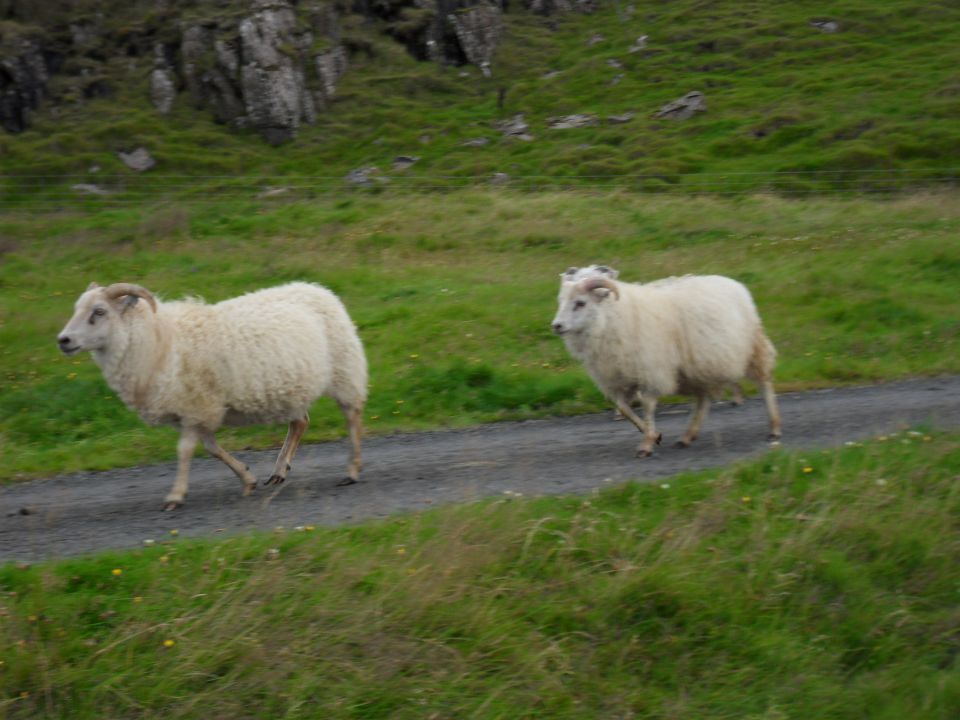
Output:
left=3, top=376, right=959, bottom=563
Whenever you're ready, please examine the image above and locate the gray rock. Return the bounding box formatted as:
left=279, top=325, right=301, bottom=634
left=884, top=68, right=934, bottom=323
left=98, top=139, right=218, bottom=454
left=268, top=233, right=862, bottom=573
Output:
left=810, top=20, right=840, bottom=33
left=607, top=112, right=634, bottom=124
left=0, top=35, right=48, bottom=133
left=345, top=166, right=381, bottom=185
left=393, top=155, right=419, bottom=170
left=239, top=1, right=317, bottom=145
left=610, top=73, right=624, bottom=86
left=150, top=68, right=176, bottom=114
left=150, top=44, right=176, bottom=114
left=315, top=46, right=348, bottom=107
left=528, top=0, right=597, bottom=15
left=72, top=183, right=110, bottom=196
left=494, top=113, right=533, bottom=141
left=489, top=172, right=510, bottom=185
left=652, top=91, right=706, bottom=120
left=259, top=186, right=290, bottom=197
left=606, top=58, right=622, bottom=69
left=462, top=137, right=490, bottom=147
left=118, top=147, right=156, bottom=172
left=587, top=32, right=605, bottom=46
left=542, top=70, right=562, bottom=79
left=448, top=2, right=503, bottom=76
left=179, top=1, right=347, bottom=144
left=628, top=35, right=648, bottom=53
left=547, top=113, right=598, bottom=129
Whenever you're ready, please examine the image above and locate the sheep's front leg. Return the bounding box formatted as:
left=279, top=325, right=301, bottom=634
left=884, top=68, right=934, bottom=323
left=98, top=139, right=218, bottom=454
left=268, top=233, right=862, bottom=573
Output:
left=336, top=401, right=364, bottom=486
left=675, top=394, right=710, bottom=448
left=165, top=426, right=199, bottom=511
left=264, top=416, right=309, bottom=486
left=636, top=396, right=661, bottom=457
left=199, top=429, right=257, bottom=496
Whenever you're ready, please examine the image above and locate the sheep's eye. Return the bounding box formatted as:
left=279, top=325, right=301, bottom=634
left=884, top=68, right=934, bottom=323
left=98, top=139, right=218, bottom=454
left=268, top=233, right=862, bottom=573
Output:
left=573, top=300, right=586, bottom=310
left=89, top=307, right=106, bottom=324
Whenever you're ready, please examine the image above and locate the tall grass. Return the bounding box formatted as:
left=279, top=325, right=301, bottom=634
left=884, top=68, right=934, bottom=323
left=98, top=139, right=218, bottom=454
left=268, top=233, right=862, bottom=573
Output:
left=2, top=432, right=958, bottom=717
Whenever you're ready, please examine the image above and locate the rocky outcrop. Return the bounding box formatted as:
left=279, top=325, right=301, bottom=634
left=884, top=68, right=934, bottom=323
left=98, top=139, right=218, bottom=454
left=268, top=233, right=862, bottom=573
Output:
left=527, top=0, right=597, bottom=15
left=0, top=28, right=48, bottom=133
left=1, top=0, right=348, bottom=143
left=448, top=2, right=502, bottom=76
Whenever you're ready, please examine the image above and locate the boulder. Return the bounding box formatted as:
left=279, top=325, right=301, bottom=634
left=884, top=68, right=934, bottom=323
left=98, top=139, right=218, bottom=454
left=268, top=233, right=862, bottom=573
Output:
left=547, top=113, right=598, bottom=129
left=652, top=91, right=706, bottom=120
left=607, top=112, right=634, bottom=124
left=118, top=147, right=156, bottom=172
left=810, top=19, right=840, bottom=33
left=393, top=155, right=420, bottom=169
left=494, top=113, right=533, bottom=140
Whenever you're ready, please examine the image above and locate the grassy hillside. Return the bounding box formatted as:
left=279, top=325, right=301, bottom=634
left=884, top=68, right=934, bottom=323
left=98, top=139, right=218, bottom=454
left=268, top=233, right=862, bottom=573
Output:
left=3, top=433, right=959, bottom=718
left=1, top=0, right=959, bottom=202
left=1, top=192, right=958, bottom=480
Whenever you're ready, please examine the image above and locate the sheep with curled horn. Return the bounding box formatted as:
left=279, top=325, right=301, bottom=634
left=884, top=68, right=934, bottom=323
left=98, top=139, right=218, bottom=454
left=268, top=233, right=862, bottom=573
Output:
left=57, top=281, right=368, bottom=510
left=551, top=268, right=781, bottom=456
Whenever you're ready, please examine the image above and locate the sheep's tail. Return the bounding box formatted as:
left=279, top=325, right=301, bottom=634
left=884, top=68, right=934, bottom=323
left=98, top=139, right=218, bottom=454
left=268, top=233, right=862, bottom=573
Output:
left=747, top=326, right=776, bottom=382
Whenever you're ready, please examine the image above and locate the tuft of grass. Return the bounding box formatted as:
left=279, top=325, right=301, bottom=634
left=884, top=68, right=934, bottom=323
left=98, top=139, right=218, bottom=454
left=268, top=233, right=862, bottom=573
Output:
left=2, top=432, right=958, bottom=718
left=2, top=191, right=959, bottom=480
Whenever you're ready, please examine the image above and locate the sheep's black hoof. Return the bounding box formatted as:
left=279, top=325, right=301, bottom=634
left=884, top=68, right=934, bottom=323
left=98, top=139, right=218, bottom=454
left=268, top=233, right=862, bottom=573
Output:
left=768, top=433, right=782, bottom=442
left=674, top=440, right=691, bottom=449
left=636, top=449, right=654, bottom=458
left=656, top=433, right=663, bottom=445
left=162, top=501, right=182, bottom=512
left=336, top=476, right=358, bottom=487
left=265, top=474, right=286, bottom=486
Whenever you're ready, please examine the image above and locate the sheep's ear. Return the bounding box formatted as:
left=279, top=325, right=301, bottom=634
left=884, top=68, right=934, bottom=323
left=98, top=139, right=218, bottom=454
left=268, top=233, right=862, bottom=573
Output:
left=594, top=266, right=619, bottom=279
left=120, top=295, right=140, bottom=314
left=86, top=281, right=100, bottom=291
left=561, top=266, right=579, bottom=278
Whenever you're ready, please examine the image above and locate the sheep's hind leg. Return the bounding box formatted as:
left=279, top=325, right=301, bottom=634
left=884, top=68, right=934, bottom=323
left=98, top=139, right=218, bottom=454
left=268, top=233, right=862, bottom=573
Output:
left=675, top=394, right=710, bottom=448
left=761, top=379, right=782, bottom=440
left=200, top=429, right=257, bottom=496
left=335, top=401, right=364, bottom=486
left=165, top=427, right=199, bottom=511
left=265, top=416, right=309, bottom=486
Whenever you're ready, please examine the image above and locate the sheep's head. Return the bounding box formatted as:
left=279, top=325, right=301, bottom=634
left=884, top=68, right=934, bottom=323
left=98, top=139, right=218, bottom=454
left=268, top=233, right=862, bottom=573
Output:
left=551, top=275, right=619, bottom=336
left=57, top=282, right=158, bottom=356
left=559, top=265, right=620, bottom=283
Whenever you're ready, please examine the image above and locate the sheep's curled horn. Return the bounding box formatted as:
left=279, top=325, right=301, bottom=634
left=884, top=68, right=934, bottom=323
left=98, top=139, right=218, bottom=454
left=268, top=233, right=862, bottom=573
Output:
left=578, top=276, right=620, bottom=300
left=104, top=283, right=158, bottom=313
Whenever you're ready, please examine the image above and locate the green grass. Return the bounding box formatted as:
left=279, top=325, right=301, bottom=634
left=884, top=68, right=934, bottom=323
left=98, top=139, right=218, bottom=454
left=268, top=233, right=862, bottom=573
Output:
left=1, top=0, right=959, bottom=200
left=3, top=432, right=958, bottom=718
left=2, top=191, right=959, bottom=481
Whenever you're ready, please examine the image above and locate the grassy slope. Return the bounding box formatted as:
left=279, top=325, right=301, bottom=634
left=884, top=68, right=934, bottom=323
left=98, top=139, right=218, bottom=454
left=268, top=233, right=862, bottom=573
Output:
left=2, top=433, right=959, bottom=718
left=1, top=192, right=959, bottom=480
left=0, top=0, right=959, bottom=195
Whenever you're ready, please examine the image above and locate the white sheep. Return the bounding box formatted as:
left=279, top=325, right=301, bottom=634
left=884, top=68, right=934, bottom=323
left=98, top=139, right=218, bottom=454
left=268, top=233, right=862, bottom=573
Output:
left=552, top=268, right=781, bottom=455
left=57, top=281, right=367, bottom=510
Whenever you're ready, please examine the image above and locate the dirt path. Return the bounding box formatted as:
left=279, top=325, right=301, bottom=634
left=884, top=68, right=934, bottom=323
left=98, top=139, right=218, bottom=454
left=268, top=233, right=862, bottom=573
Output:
left=3, top=377, right=959, bottom=563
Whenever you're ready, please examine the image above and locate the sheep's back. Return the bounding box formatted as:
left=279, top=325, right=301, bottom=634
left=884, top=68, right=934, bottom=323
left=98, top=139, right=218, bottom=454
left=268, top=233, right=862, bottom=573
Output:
left=650, top=275, right=761, bottom=387
left=168, top=284, right=357, bottom=424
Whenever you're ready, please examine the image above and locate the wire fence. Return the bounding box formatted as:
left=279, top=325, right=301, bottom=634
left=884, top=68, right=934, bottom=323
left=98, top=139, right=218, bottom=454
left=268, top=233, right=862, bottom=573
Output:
left=1, top=167, right=957, bottom=210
